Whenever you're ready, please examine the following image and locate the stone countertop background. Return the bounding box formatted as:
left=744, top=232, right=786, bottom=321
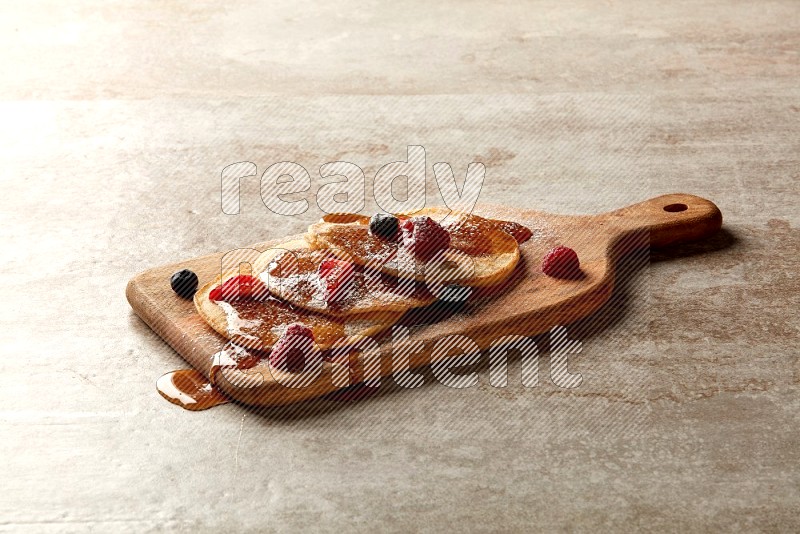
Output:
left=1, top=1, right=798, bottom=531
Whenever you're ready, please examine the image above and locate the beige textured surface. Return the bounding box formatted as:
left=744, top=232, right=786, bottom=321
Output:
left=2, top=1, right=799, bottom=531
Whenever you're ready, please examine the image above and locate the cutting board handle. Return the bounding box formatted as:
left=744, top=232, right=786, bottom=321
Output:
left=603, top=193, right=722, bottom=251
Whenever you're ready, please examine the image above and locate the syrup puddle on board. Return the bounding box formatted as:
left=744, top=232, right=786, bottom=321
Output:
left=157, top=369, right=230, bottom=411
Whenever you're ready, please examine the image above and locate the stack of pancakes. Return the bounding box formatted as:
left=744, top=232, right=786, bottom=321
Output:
left=195, top=208, right=522, bottom=353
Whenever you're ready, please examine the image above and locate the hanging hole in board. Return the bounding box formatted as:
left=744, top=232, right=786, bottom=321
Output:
left=663, top=203, right=688, bottom=213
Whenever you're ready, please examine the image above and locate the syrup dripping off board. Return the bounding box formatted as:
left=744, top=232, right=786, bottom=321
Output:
left=127, top=195, right=722, bottom=408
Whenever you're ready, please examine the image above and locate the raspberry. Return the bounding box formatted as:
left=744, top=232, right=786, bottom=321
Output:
left=209, top=275, right=269, bottom=302
left=284, top=323, right=314, bottom=338
left=541, top=246, right=581, bottom=278
left=317, top=259, right=355, bottom=303
left=269, top=323, right=315, bottom=373
left=400, top=216, right=451, bottom=260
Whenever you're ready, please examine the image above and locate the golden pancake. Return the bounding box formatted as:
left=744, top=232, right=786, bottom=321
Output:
left=194, top=275, right=403, bottom=352
left=306, top=208, right=520, bottom=287
left=252, top=239, right=436, bottom=317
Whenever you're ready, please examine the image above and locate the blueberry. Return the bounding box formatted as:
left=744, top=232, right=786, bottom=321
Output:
left=170, top=269, right=198, bottom=299
left=369, top=213, right=399, bottom=239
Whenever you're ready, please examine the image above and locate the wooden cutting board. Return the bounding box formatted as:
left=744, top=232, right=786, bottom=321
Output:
left=127, top=193, right=722, bottom=407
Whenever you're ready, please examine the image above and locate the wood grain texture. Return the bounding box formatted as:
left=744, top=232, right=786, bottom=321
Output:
left=126, top=194, right=721, bottom=407
left=5, top=1, right=799, bottom=529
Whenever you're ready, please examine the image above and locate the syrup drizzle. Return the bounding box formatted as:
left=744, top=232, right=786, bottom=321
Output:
left=157, top=369, right=230, bottom=411
left=265, top=247, right=435, bottom=313
left=157, top=345, right=263, bottom=411
left=494, top=220, right=533, bottom=244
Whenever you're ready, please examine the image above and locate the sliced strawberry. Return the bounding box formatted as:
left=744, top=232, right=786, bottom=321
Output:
left=317, top=259, right=341, bottom=278
left=209, top=275, right=269, bottom=302
left=317, top=259, right=355, bottom=303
